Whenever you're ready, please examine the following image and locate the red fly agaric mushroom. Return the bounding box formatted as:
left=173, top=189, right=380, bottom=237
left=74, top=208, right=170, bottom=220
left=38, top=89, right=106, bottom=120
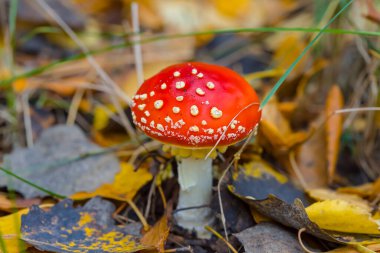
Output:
left=131, top=62, right=261, bottom=237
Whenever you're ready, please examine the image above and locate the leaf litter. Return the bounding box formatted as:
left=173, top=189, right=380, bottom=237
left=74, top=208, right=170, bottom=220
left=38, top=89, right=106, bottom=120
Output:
left=1, top=0, right=380, bottom=252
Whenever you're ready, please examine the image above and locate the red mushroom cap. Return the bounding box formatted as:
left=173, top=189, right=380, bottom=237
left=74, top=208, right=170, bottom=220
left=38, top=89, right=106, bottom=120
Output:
left=131, top=62, right=261, bottom=148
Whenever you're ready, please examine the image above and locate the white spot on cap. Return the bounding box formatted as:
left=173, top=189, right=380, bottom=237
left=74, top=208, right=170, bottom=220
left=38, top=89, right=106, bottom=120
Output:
left=196, top=88, right=205, bottom=96
left=157, top=124, right=165, bottom=132
left=150, top=91, right=155, bottom=97
left=205, top=128, right=214, bottom=134
left=165, top=116, right=172, bottom=123
left=173, top=71, right=180, bottom=77
left=176, top=81, right=185, bottom=89
left=190, top=105, right=199, bottom=116
left=144, top=111, right=150, bottom=117
left=138, top=104, right=146, bottom=111
left=154, top=100, right=164, bottom=109
left=189, top=126, right=199, bottom=132
left=172, top=107, right=180, bottom=114
left=206, top=82, right=215, bottom=89
left=201, top=120, right=207, bottom=126
left=150, top=121, right=155, bottom=128
left=176, top=96, right=184, bottom=101
left=210, top=107, right=222, bottom=119
left=134, top=95, right=140, bottom=100
left=197, top=73, right=204, bottom=78
left=141, top=117, right=147, bottom=124
left=161, top=83, right=167, bottom=90
left=140, top=94, right=147, bottom=100
left=231, top=123, right=236, bottom=129
left=191, top=68, right=197, bottom=74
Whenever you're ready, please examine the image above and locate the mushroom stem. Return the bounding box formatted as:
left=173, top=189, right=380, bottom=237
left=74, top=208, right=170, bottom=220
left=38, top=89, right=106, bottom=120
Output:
left=175, top=157, right=214, bottom=238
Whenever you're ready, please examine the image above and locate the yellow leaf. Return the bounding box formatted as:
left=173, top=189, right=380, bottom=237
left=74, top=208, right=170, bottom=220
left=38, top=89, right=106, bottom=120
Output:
left=71, top=162, right=153, bottom=202
left=305, top=199, right=380, bottom=234
left=212, top=0, right=250, bottom=17
left=93, top=105, right=115, bottom=131
left=0, top=209, right=28, bottom=253
left=307, top=188, right=370, bottom=210
left=327, top=243, right=380, bottom=253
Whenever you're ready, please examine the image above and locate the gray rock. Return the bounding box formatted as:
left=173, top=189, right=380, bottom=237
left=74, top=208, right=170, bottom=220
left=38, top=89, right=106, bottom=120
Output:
left=0, top=125, right=120, bottom=198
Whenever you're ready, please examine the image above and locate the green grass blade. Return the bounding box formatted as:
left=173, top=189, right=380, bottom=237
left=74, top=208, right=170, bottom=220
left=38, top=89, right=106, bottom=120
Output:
left=0, top=167, right=66, bottom=199
left=259, top=0, right=354, bottom=109
left=8, top=0, right=18, bottom=70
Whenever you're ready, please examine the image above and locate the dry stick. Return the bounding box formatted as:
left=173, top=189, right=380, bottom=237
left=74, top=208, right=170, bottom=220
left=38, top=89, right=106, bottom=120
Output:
left=22, top=91, right=33, bottom=147
left=205, top=226, right=238, bottom=253
left=297, top=228, right=318, bottom=253
left=125, top=198, right=150, bottom=231
left=144, top=174, right=157, bottom=219
left=131, top=2, right=144, bottom=86
left=66, top=88, right=85, bottom=125
left=34, top=0, right=137, bottom=142
left=217, top=129, right=257, bottom=243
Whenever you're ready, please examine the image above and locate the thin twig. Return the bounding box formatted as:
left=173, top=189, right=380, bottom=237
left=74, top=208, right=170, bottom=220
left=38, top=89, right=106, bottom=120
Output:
left=66, top=88, right=85, bottom=125
left=125, top=199, right=150, bottom=231
left=205, top=226, right=238, bottom=253
left=131, top=2, right=144, bottom=86
left=217, top=128, right=257, bottom=244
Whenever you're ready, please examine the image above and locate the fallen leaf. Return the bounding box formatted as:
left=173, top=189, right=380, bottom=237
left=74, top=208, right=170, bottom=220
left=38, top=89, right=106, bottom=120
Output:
left=0, top=208, right=29, bottom=253
left=141, top=215, right=170, bottom=252
left=71, top=162, right=152, bottom=202
left=328, top=243, right=380, bottom=252
left=305, top=199, right=380, bottom=234
left=295, top=115, right=328, bottom=188
left=338, top=177, right=380, bottom=201
left=235, top=222, right=304, bottom=253
left=21, top=198, right=153, bottom=253
left=0, top=194, right=41, bottom=211
left=0, top=125, right=121, bottom=198
left=307, top=188, right=370, bottom=210
left=232, top=157, right=309, bottom=205
left=325, top=85, right=344, bottom=183
left=258, top=96, right=309, bottom=155
left=230, top=188, right=380, bottom=245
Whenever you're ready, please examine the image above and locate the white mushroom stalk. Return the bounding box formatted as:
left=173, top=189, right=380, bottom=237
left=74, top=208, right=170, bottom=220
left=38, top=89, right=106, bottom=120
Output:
left=175, top=156, right=214, bottom=238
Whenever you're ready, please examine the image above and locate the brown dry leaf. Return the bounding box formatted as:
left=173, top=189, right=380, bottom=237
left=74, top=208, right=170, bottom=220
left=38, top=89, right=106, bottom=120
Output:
left=71, top=162, right=153, bottom=202
left=259, top=96, right=309, bottom=154
left=295, top=115, right=328, bottom=188
left=364, top=0, right=380, bottom=24
left=326, top=85, right=344, bottom=183
left=338, top=177, right=380, bottom=200
left=141, top=215, right=170, bottom=253
left=0, top=194, right=41, bottom=211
